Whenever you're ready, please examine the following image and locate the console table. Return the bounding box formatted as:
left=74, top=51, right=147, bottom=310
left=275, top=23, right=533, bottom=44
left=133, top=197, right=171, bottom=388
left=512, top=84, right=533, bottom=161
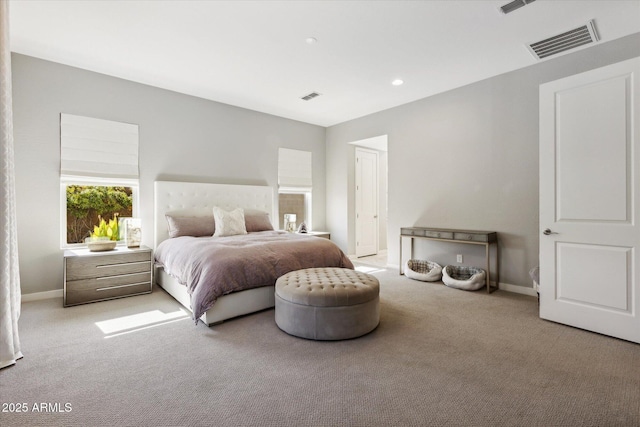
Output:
left=399, top=227, right=498, bottom=293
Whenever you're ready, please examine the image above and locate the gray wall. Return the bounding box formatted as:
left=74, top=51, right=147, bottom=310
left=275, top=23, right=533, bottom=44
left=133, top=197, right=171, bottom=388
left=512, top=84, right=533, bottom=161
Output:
left=12, top=53, right=326, bottom=295
left=326, top=33, right=640, bottom=289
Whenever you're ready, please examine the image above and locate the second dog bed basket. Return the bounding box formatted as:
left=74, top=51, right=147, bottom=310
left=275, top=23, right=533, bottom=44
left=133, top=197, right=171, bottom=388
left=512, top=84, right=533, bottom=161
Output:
left=442, top=265, right=486, bottom=291
left=404, top=259, right=443, bottom=282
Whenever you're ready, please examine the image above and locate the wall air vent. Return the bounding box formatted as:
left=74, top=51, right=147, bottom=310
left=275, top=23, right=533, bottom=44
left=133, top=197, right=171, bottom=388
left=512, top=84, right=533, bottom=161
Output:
left=527, top=20, right=599, bottom=60
left=300, top=92, right=321, bottom=101
left=500, top=0, right=536, bottom=14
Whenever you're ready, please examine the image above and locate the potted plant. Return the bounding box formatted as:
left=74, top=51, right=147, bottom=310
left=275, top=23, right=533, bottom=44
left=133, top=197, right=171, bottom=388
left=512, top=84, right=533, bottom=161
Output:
left=85, top=214, right=119, bottom=251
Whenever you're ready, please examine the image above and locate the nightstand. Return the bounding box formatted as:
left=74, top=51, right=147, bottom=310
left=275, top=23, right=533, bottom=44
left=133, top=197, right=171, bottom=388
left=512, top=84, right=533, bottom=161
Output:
left=305, top=231, right=330, bottom=239
left=63, top=245, right=153, bottom=307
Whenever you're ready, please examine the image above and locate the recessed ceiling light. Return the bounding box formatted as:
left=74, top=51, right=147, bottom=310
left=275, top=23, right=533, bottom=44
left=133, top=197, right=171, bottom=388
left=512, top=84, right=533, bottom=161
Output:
left=392, top=79, right=404, bottom=86
left=305, top=37, right=318, bottom=44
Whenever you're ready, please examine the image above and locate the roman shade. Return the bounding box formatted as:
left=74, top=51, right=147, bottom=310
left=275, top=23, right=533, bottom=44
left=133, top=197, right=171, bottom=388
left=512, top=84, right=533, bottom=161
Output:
left=60, top=113, right=139, bottom=179
left=278, top=148, right=311, bottom=190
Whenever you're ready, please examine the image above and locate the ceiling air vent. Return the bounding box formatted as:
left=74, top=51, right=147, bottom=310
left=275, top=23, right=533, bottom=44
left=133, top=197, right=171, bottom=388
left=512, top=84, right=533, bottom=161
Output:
left=527, top=20, right=599, bottom=59
left=300, top=92, right=321, bottom=101
left=500, top=0, right=536, bottom=15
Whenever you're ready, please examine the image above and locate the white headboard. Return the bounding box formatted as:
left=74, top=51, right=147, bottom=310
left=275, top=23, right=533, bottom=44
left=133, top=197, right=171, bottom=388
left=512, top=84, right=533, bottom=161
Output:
left=154, top=181, right=274, bottom=248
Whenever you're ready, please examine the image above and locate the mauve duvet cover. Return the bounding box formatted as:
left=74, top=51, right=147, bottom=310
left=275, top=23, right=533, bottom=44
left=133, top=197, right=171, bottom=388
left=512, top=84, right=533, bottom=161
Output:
left=154, top=231, right=354, bottom=322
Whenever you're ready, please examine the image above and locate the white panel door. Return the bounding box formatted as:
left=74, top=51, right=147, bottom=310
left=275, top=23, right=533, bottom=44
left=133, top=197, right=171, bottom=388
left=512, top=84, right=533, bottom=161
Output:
left=539, top=57, right=639, bottom=344
left=356, top=148, right=378, bottom=257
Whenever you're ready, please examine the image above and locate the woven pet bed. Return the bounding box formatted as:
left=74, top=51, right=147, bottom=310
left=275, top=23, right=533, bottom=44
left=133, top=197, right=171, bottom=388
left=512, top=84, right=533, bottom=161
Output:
left=404, top=259, right=443, bottom=282
left=442, top=265, right=486, bottom=291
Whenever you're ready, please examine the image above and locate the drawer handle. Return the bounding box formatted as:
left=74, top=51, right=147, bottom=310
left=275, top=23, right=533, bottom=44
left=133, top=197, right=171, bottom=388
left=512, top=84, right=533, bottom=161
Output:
left=96, top=261, right=150, bottom=268
left=96, top=281, right=151, bottom=291
left=96, top=272, right=150, bottom=280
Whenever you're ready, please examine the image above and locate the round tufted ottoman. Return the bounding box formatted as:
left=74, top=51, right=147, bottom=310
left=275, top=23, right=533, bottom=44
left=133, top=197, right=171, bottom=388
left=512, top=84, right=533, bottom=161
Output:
left=275, top=267, right=380, bottom=340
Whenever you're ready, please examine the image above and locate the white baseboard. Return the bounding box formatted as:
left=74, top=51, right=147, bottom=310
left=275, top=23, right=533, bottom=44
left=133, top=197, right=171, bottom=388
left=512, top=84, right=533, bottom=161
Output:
left=497, top=282, right=537, bottom=297
left=22, top=289, right=63, bottom=302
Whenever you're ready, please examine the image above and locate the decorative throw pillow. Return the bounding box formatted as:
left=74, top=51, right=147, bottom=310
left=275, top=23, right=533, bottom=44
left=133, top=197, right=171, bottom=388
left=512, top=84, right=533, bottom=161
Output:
left=213, top=207, right=247, bottom=237
left=244, top=209, right=274, bottom=232
left=166, top=215, right=215, bottom=238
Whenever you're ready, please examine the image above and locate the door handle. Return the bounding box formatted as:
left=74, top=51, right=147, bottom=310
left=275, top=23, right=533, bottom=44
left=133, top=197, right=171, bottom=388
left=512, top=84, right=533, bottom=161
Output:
left=543, top=228, right=559, bottom=235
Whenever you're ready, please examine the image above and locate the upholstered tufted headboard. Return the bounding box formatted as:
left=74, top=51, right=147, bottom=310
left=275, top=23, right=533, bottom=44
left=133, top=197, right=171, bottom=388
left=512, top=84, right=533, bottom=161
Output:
left=154, top=181, right=274, bottom=248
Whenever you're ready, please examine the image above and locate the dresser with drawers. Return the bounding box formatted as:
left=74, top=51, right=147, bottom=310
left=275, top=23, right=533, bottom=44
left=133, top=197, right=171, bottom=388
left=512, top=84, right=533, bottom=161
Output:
left=63, top=246, right=153, bottom=306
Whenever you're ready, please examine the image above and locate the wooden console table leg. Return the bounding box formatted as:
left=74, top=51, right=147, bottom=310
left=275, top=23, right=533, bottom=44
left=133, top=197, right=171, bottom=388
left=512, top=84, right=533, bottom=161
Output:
left=485, top=243, right=491, bottom=293
left=496, top=242, right=500, bottom=292
left=399, top=235, right=403, bottom=275
left=486, top=242, right=499, bottom=293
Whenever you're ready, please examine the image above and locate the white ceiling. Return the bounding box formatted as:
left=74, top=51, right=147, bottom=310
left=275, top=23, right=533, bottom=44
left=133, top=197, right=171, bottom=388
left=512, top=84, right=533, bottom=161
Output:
left=9, top=1, right=640, bottom=127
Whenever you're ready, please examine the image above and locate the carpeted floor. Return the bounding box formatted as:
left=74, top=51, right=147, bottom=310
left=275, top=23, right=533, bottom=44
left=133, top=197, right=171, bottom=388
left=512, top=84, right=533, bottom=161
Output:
left=350, top=250, right=388, bottom=269
left=1, top=265, right=639, bottom=427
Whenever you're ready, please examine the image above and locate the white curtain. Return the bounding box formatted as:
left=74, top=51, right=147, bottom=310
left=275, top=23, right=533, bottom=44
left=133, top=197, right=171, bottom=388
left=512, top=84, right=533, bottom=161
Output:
left=0, top=0, right=23, bottom=369
left=278, top=148, right=312, bottom=190
left=60, top=113, right=140, bottom=179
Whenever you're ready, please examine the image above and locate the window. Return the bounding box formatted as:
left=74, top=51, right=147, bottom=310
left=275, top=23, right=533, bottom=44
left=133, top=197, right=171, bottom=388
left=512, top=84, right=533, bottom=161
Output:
left=60, top=114, right=139, bottom=247
left=278, top=190, right=311, bottom=230
left=62, top=178, right=138, bottom=245
left=278, top=148, right=312, bottom=230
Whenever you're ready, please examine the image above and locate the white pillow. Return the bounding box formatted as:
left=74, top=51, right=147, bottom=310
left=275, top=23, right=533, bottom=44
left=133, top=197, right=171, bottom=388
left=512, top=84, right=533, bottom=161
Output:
left=213, top=207, right=247, bottom=237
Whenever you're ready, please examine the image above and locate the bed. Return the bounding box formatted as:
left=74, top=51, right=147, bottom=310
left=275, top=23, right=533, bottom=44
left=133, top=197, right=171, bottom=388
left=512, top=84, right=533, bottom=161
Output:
left=153, top=181, right=353, bottom=325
